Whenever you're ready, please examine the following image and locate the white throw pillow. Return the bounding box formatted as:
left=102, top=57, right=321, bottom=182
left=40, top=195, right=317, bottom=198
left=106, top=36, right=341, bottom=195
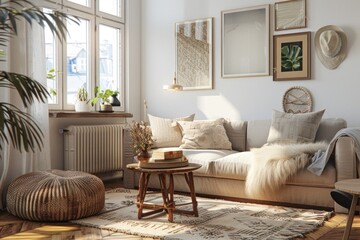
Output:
left=148, top=114, right=195, bottom=148
left=267, top=109, right=325, bottom=144
left=177, top=118, right=232, bottom=150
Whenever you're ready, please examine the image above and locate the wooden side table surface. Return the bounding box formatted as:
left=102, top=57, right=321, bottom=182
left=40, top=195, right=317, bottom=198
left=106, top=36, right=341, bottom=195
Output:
left=335, top=179, right=360, bottom=240
left=126, top=163, right=201, bottom=222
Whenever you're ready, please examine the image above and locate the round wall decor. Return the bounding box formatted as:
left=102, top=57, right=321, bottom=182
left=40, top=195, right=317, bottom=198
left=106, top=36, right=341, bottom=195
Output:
left=282, top=86, right=312, bottom=114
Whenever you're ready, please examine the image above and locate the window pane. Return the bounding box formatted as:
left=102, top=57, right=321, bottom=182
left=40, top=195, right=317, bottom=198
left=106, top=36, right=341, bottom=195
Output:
left=99, top=24, right=121, bottom=92
left=68, top=0, right=90, bottom=7
left=67, top=18, right=89, bottom=105
left=44, top=16, right=57, bottom=104
left=99, top=0, right=121, bottom=17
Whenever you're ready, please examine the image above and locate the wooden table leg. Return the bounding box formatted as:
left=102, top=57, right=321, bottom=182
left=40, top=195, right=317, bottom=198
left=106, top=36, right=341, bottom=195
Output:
left=158, top=173, right=174, bottom=222
left=158, top=174, right=168, bottom=210
left=186, top=172, right=198, bottom=217
left=342, top=194, right=358, bottom=240
left=167, top=174, right=175, bottom=222
left=137, top=172, right=146, bottom=219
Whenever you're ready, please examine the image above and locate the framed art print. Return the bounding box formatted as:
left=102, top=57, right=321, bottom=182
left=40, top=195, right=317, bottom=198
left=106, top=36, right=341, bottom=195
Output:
left=221, top=5, right=270, bottom=78
left=275, top=0, right=306, bottom=31
left=273, top=32, right=311, bottom=81
left=175, top=18, right=213, bottom=90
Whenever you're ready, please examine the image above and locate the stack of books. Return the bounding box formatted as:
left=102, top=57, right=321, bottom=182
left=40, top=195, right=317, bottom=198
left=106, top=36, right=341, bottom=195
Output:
left=139, top=149, right=189, bottom=169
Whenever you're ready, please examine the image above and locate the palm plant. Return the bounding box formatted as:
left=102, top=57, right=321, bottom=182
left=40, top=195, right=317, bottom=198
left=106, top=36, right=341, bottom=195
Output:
left=0, top=0, right=77, bottom=153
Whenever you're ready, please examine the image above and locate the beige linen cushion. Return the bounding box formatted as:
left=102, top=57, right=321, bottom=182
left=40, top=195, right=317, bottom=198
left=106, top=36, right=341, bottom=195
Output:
left=148, top=114, right=195, bottom=148
left=178, top=118, right=232, bottom=150
left=267, top=109, right=325, bottom=144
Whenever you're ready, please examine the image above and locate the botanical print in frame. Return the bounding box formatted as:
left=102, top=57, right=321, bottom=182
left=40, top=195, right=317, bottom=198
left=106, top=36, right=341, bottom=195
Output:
left=221, top=5, right=270, bottom=78
left=273, top=32, right=311, bottom=81
left=175, top=18, right=213, bottom=90
left=275, top=0, right=306, bottom=31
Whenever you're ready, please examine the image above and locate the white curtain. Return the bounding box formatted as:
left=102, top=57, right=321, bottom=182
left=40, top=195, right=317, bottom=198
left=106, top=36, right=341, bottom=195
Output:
left=0, top=20, right=50, bottom=209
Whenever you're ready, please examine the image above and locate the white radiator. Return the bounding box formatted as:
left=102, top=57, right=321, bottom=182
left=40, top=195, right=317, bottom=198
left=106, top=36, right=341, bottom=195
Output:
left=64, top=125, right=123, bottom=173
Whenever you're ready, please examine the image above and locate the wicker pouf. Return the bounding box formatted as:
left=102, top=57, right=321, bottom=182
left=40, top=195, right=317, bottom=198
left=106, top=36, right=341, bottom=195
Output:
left=6, top=170, right=105, bottom=222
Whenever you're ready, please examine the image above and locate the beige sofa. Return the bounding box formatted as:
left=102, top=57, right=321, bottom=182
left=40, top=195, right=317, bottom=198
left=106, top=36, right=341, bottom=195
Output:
left=123, top=118, right=357, bottom=212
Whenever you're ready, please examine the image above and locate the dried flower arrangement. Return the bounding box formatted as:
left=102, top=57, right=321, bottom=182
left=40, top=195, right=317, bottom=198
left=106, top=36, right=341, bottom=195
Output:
left=129, top=121, right=154, bottom=155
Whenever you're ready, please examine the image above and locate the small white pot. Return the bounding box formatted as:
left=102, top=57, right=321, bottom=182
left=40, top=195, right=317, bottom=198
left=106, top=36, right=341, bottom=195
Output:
left=75, top=101, right=89, bottom=112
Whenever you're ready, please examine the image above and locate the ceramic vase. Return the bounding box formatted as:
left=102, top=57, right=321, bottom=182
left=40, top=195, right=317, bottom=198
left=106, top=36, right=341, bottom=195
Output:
left=75, top=101, right=89, bottom=112
left=110, top=94, right=121, bottom=106
left=100, top=103, right=113, bottom=112
left=137, top=150, right=151, bottom=163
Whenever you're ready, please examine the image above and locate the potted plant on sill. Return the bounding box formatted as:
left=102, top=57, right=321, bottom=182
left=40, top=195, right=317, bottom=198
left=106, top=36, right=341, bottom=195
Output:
left=90, top=86, right=118, bottom=112
left=74, top=87, right=89, bottom=112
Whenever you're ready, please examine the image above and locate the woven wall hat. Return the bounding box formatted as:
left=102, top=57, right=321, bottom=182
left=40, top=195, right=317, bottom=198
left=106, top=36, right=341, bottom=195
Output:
left=315, top=25, right=347, bottom=69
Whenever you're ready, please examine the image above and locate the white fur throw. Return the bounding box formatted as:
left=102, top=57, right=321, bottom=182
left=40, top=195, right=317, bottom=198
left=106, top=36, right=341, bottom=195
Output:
left=245, top=142, right=328, bottom=198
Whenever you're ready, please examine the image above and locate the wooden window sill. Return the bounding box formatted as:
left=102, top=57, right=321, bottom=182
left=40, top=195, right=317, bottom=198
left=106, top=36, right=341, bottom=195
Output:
left=49, top=111, right=133, bottom=118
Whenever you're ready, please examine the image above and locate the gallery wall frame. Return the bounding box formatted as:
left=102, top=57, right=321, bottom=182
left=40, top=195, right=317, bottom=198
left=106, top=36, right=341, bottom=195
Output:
left=175, top=17, right=213, bottom=90
left=275, top=0, right=306, bottom=31
left=273, top=32, right=311, bottom=81
left=221, top=4, right=270, bottom=78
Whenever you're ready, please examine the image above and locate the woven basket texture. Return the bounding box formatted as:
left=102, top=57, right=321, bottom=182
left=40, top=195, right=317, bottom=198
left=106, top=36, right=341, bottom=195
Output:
left=6, top=170, right=105, bottom=222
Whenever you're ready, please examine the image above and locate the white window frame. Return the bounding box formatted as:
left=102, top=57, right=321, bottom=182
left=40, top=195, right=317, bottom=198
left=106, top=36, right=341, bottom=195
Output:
left=43, top=0, right=125, bottom=111
left=44, top=0, right=62, bottom=4
left=96, top=18, right=125, bottom=111
left=63, top=0, right=94, bottom=13
left=96, top=0, right=125, bottom=23
left=43, top=1, right=63, bottom=110
left=62, top=7, right=95, bottom=110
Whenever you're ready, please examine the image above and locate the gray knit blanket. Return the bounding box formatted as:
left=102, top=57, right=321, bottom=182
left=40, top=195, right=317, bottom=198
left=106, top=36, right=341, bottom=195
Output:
left=307, top=128, right=360, bottom=176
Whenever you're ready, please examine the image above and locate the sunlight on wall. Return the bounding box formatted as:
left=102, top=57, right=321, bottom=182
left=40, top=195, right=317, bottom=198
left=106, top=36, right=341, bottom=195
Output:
left=197, top=94, right=242, bottom=120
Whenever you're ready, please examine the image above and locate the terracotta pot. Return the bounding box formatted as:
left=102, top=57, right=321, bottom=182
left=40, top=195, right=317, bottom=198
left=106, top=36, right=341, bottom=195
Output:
left=137, top=150, right=151, bottom=163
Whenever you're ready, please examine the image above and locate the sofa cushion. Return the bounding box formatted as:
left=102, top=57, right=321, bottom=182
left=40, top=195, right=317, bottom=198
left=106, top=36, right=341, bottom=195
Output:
left=182, top=149, right=238, bottom=175
left=211, top=152, right=252, bottom=180
left=209, top=151, right=336, bottom=188
left=287, top=162, right=336, bottom=188
left=315, top=118, right=347, bottom=142
left=178, top=119, right=232, bottom=150
left=148, top=113, right=195, bottom=148
left=224, top=120, right=247, bottom=152
left=246, top=120, right=272, bottom=150
left=267, top=109, right=325, bottom=144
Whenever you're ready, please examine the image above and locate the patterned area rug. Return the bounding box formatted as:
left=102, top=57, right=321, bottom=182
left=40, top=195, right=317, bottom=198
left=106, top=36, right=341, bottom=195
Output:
left=71, top=188, right=332, bottom=240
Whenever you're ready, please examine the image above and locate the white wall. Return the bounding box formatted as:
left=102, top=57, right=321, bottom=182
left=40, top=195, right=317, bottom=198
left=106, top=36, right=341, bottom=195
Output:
left=141, top=0, right=360, bottom=127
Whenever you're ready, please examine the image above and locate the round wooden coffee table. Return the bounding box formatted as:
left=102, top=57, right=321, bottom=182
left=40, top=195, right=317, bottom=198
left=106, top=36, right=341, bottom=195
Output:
left=126, top=163, right=201, bottom=222
left=335, top=179, right=360, bottom=240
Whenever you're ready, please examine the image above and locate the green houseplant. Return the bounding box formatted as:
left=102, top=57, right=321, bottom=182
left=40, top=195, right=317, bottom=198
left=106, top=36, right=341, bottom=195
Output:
left=90, top=86, right=118, bottom=112
left=74, top=87, right=89, bottom=112
left=0, top=0, right=77, bottom=153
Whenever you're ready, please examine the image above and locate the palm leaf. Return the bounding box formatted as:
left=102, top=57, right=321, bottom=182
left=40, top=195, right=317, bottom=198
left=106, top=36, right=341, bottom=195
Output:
left=0, top=0, right=79, bottom=45
left=0, top=71, right=49, bottom=107
left=0, top=102, right=43, bottom=152
left=0, top=0, right=79, bottom=153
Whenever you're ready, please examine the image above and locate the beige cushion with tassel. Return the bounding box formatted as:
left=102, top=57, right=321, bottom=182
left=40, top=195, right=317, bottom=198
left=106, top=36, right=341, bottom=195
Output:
left=6, top=170, right=105, bottom=222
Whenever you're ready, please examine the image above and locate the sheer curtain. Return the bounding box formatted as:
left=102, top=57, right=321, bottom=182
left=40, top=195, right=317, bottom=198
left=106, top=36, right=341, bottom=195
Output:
left=0, top=21, right=50, bottom=209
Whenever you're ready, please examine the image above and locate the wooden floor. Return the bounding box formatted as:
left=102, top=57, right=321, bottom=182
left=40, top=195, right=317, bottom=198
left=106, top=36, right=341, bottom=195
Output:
left=1, top=179, right=360, bottom=240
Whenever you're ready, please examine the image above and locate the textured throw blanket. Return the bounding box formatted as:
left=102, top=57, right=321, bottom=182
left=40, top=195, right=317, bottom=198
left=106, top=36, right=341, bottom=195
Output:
left=246, top=142, right=328, bottom=198
left=308, top=128, right=360, bottom=176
